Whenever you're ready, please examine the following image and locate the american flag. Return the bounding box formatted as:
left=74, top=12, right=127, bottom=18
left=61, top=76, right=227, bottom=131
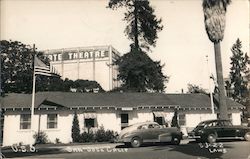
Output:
left=34, top=56, right=60, bottom=77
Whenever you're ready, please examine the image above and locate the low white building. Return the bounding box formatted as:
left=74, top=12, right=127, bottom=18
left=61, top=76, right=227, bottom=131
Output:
left=2, top=92, right=244, bottom=146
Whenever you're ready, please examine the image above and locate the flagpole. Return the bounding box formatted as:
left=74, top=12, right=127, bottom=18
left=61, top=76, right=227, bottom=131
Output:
left=31, top=44, right=36, bottom=143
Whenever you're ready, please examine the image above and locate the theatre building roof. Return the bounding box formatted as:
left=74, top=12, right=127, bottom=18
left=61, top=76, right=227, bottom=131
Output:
left=1, top=92, right=244, bottom=111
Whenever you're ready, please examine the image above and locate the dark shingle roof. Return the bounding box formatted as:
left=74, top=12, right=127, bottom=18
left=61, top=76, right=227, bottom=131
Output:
left=1, top=92, right=244, bottom=109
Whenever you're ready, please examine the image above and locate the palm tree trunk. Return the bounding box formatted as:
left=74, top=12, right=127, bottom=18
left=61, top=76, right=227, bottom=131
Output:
left=214, top=42, right=228, bottom=119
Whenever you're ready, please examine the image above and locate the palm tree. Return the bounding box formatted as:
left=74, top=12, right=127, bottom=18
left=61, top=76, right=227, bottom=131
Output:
left=202, top=0, right=231, bottom=119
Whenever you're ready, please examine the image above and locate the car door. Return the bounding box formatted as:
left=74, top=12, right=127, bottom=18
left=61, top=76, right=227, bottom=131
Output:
left=145, top=124, right=162, bottom=141
left=213, top=121, right=225, bottom=138
left=221, top=120, right=236, bottom=137
left=216, top=120, right=235, bottom=138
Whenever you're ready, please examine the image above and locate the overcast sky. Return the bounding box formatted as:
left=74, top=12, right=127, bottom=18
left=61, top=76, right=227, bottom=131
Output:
left=1, top=0, right=249, bottom=93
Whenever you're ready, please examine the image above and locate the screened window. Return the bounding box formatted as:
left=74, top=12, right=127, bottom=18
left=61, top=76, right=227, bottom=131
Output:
left=47, top=114, right=58, bottom=129
left=20, top=114, right=31, bottom=129
left=178, top=114, right=186, bottom=126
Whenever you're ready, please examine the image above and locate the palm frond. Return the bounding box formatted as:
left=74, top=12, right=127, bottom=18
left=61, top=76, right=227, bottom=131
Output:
left=202, top=0, right=231, bottom=43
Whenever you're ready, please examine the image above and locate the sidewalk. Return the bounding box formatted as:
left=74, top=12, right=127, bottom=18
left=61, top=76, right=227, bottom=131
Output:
left=1, top=142, right=121, bottom=158
left=47, top=142, right=121, bottom=152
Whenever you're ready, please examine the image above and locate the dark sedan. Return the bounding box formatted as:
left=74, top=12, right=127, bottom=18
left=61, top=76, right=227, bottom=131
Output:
left=188, top=119, right=250, bottom=143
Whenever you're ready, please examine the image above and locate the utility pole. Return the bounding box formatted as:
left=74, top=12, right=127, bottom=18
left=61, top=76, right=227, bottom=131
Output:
left=206, top=55, right=215, bottom=114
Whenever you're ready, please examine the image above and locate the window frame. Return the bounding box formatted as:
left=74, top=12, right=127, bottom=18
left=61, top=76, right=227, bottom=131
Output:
left=178, top=114, right=186, bottom=126
left=20, top=114, right=31, bottom=130
left=47, top=114, right=58, bottom=129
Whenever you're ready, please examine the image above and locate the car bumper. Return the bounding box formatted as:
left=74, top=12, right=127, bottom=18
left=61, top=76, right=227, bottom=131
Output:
left=188, top=132, right=201, bottom=139
left=188, top=135, right=201, bottom=139
left=118, top=137, right=131, bottom=143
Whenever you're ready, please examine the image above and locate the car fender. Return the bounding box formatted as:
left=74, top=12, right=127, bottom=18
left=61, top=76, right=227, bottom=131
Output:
left=158, top=132, right=172, bottom=142
left=123, top=133, right=143, bottom=143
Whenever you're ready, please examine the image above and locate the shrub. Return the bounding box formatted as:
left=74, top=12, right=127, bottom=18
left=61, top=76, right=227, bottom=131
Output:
left=71, top=111, right=80, bottom=142
left=79, top=130, right=95, bottom=143
left=55, top=138, right=61, bottom=144
left=95, top=126, right=106, bottom=142
left=105, top=130, right=118, bottom=143
left=33, top=131, right=48, bottom=144
left=95, top=126, right=118, bottom=142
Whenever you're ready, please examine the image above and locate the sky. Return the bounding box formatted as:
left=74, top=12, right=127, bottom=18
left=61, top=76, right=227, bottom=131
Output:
left=0, top=0, right=249, bottom=93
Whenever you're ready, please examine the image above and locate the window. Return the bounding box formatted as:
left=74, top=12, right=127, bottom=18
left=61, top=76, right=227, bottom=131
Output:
left=20, top=114, right=31, bottom=129
left=154, top=117, right=164, bottom=125
left=178, top=114, right=186, bottom=126
left=47, top=114, right=58, bottom=129
left=85, top=119, right=95, bottom=128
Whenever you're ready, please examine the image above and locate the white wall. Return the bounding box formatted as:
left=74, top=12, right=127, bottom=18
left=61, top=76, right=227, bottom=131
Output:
left=231, top=112, right=241, bottom=125
left=186, top=113, right=217, bottom=130
left=3, top=109, right=243, bottom=146
left=97, top=109, right=120, bottom=132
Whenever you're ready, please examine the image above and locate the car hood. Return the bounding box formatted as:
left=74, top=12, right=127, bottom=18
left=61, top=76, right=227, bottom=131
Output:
left=119, top=126, right=138, bottom=138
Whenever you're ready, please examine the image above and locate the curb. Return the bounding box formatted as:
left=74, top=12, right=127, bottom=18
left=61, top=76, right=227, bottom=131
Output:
left=53, top=143, right=121, bottom=152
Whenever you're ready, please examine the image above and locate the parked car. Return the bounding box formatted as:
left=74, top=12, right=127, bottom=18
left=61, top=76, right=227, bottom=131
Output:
left=188, top=119, right=250, bottom=143
left=118, top=121, right=183, bottom=148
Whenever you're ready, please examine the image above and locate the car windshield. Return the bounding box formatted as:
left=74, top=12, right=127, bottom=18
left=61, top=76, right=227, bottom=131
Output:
left=197, top=121, right=207, bottom=127
left=221, top=120, right=233, bottom=126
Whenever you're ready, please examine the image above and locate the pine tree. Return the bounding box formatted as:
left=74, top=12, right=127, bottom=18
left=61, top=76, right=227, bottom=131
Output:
left=108, top=0, right=163, bottom=51
left=71, top=111, right=80, bottom=142
left=229, top=38, right=249, bottom=104
left=108, top=0, right=167, bottom=92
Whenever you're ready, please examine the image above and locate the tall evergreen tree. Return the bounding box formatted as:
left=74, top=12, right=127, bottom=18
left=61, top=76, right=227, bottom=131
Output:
left=108, top=0, right=167, bottom=92
left=108, top=0, right=163, bottom=51
left=71, top=112, right=80, bottom=143
left=229, top=39, right=249, bottom=104
left=202, top=0, right=231, bottom=119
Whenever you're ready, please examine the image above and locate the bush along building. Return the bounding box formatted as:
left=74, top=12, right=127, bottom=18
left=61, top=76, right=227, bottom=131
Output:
left=2, top=92, right=244, bottom=146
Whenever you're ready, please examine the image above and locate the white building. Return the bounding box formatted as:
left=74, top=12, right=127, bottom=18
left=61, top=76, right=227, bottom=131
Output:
left=43, top=45, right=120, bottom=91
left=2, top=92, right=244, bottom=146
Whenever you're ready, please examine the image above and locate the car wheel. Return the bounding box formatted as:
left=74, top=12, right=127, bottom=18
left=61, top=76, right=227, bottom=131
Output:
left=130, top=137, right=142, bottom=148
left=207, top=134, right=217, bottom=143
left=171, top=136, right=181, bottom=145
left=244, top=132, right=250, bottom=141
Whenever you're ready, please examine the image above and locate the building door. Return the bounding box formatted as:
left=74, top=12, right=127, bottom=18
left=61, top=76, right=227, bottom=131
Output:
left=120, top=113, right=129, bottom=130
